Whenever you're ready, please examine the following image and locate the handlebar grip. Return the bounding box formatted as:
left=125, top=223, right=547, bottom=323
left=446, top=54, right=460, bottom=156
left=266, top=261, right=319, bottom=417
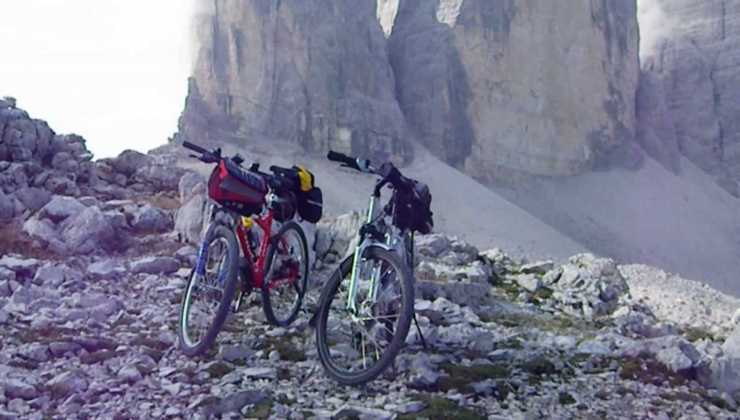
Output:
left=183, top=141, right=208, bottom=155
left=327, top=150, right=349, bottom=163
left=269, top=165, right=293, bottom=175
left=327, top=150, right=363, bottom=171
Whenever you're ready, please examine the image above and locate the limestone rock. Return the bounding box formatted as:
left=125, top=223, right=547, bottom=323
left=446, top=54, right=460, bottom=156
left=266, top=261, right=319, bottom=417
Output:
left=0, top=191, right=14, bottom=220
left=59, top=206, right=117, bottom=254
left=110, top=150, right=154, bottom=177
left=638, top=1, right=740, bottom=195
left=131, top=256, right=180, bottom=275
left=389, top=0, right=641, bottom=179
left=40, top=195, right=86, bottom=223
left=131, top=205, right=172, bottom=233
left=550, top=254, right=629, bottom=319
left=174, top=194, right=207, bottom=244
left=13, top=187, right=51, bottom=213
left=179, top=0, right=409, bottom=162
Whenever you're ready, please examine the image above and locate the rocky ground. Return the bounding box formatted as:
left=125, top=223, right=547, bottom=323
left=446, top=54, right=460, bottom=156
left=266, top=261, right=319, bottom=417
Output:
left=3, top=98, right=740, bottom=419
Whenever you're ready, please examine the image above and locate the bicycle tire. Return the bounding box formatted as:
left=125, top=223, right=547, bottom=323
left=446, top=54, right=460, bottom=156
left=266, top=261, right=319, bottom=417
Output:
left=178, top=223, right=239, bottom=357
left=261, top=221, right=309, bottom=327
left=315, top=246, right=414, bottom=385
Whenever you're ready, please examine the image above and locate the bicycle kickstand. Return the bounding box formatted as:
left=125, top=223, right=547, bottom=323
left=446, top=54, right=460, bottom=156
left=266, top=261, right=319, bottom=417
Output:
left=412, top=312, right=428, bottom=350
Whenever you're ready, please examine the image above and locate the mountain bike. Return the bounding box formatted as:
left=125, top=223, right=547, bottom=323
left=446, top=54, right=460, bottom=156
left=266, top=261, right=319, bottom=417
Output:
left=177, top=141, right=310, bottom=357
left=314, top=150, right=433, bottom=385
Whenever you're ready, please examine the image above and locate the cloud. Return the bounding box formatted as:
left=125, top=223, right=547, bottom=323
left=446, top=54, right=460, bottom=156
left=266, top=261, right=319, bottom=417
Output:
left=638, top=0, right=678, bottom=60
left=0, top=0, right=195, bottom=158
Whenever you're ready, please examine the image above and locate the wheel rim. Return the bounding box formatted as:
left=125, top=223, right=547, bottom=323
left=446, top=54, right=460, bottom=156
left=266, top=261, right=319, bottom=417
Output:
left=265, top=228, right=306, bottom=324
left=322, top=255, right=404, bottom=376
left=181, top=236, right=231, bottom=348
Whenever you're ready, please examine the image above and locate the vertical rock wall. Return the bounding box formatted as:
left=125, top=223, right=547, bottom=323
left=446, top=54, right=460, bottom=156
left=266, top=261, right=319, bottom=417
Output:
left=180, top=0, right=641, bottom=180
left=638, top=0, right=740, bottom=195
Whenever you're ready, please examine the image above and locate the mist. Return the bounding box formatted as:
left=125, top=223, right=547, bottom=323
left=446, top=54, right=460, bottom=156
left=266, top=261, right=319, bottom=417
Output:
left=637, top=0, right=678, bottom=60
left=0, top=0, right=195, bottom=159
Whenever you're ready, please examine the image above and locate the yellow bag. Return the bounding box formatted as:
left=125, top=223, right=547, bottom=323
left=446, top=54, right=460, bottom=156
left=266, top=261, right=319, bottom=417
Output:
left=296, top=166, right=315, bottom=192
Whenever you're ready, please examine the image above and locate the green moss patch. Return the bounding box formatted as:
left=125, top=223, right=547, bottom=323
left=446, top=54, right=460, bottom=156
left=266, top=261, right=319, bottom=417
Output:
left=439, top=363, right=511, bottom=392
left=559, top=391, right=576, bottom=405
left=263, top=335, right=307, bottom=363
left=618, top=355, right=686, bottom=387
left=246, top=398, right=274, bottom=419
left=398, top=394, right=485, bottom=420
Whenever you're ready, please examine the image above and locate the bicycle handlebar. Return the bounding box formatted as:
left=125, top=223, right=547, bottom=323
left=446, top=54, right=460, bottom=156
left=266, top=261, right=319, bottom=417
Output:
left=182, top=141, right=222, bottom=164
left=183, top=141, right=208, bottom=155
left=326, top=150, right=416, bottom=193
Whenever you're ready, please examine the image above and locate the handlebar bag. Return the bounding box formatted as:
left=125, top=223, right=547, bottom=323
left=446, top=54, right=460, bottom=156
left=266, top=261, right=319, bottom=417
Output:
left=289, top=165, right=323, bottom=224
left=295, top=165, right=315, bottom=192
left=393, top=181, right=433, bottom=234
left=273, top=191, right=297, bottom=223
left=297, top=186, right=323, bottom=223
left=208, top=160, right=267, bottom=216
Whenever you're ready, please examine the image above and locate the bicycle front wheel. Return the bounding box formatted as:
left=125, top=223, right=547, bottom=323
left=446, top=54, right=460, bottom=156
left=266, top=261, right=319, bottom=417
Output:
left=315, top=246, right=414, bottom=385
left=178, top=223, right=239, bottom=357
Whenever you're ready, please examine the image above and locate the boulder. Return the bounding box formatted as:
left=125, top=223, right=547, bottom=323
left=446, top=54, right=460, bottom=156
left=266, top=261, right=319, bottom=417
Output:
left=0, top=163, right=28, bottom=194
left=40, top=195, right=86, bottom=223
left=13, top=187, right=52, bottom=212
left=314, top=212, right=363, bottom=262
left=2, top=379, right=39, bottom=401
left=32, top=263, right=74, bottom=287
left=23, top=216, right=63, bottom=249
left=133, top=164, right=186, bottom=191
left=47, top=371, right=89, bottom=399
left=131, top=204, right=172, bottom=233
left=131, top=256, right=180, bottom=275
left=174, top=194, right=207, bottom=244
left=59, top=206, right=117, bottom=254
left=44, top=174, right=79, bottom=196
left=110, top=150, right=154, bottom=177
left=0, top=255, right=40, bottom=278
left=3, top=118, right=37, bottom=161
left=51, top=151, right=78, bottom=172
left=0, top=191, right=14, bottom=220
left=549, top=254, right=629, bottom=319
left=88, top=259, right=126, bottom=280
left=178, top=171, right=206, bottom=203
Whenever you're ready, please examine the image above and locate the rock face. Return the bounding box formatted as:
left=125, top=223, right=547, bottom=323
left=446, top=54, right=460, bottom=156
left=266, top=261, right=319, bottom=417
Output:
left=388, top=0, right=641, bottom=179
left=638, top=0, right=740, bottom=195
left=179, top=0, right=409, bottom=162
left=180, top=0, right=641, bottom=180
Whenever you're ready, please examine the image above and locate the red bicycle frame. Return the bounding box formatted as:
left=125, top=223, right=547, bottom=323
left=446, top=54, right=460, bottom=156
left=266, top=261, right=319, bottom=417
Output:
left=235, top=211, right=273, bottom=289
left=234, top=210, right=299, bottom=291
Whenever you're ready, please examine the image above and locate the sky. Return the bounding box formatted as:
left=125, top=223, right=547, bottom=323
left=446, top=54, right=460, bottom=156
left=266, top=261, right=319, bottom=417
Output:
left=0, top=0, right=195, bottom=158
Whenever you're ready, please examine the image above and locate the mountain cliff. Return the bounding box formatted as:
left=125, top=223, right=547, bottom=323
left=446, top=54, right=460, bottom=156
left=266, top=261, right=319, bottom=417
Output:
left=387, top=0, right=641, bottom=181
left=179, top=0, right=409, bottom=163
left=179, top=0, right=641, bottom=179
left=638, top=0, right=740, bottom=196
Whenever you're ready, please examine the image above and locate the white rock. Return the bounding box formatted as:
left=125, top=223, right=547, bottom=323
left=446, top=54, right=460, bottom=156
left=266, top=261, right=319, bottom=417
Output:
left=513, top=273, right=541, bottom=293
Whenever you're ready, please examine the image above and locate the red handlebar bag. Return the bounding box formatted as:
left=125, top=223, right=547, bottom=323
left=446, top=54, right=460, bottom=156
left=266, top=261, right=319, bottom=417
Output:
left=208, top=160, right=268, bottom=216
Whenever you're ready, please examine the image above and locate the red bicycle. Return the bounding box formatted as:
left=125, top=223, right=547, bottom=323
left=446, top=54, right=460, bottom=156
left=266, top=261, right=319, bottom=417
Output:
left=177, top=141, right=317, bottom=357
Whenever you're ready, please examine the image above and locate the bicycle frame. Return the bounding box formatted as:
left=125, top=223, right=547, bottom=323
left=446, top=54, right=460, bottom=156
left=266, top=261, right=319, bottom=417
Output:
left=345, top=194, right=399, bottom=314
left=236, top=211, right=274, bottom=289
left=196, top=204, right=294, bottom=293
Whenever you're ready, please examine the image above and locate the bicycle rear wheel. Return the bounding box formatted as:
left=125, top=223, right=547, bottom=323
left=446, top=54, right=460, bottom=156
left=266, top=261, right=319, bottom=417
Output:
left=178, top=223, right=239, bottom=357
left=261, top=221, right=309, bottom=327
left=315, top=246, right=414, bottom=385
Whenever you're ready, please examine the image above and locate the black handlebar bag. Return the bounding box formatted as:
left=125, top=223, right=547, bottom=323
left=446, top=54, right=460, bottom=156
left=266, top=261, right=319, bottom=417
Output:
left=295, top=166, right=323, bottom=224
left=392, top=181, right=433, bottom=234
